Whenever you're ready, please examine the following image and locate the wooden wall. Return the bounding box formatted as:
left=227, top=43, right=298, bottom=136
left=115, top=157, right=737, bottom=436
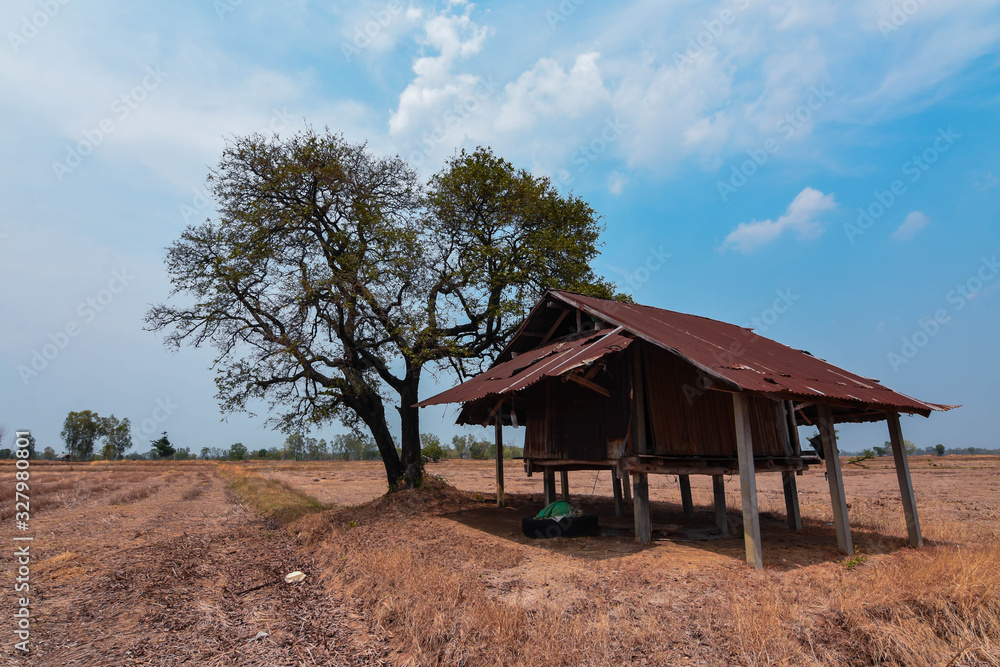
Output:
left=523, top=341, right=786, bottom=461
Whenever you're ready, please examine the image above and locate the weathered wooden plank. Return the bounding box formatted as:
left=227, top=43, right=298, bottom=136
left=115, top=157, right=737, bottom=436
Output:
left=781, top=472, right=802, bottom=531
left=633, top=473, right=651, bottom=543
left=543, top=470, right=556, bottom=507
left=560, top=470, right=570, bottom=501
left=887, top=412, right=922, bottom=548
left=713, top=474, right=728, bottom=536
left=566, top=372, right=611, bottom=397
left=631, top=343, right=651, bottom=543
left=679, top=474, right=694, bottom=518
left=495, top=417, right=505, bottom=508
left=779, top=401, right=802, bottom=530
left=612, top=473, right=625, bottom=518
left=817, top=404, right=853, bottom=554
left=734, top=393, right=763, bottom=569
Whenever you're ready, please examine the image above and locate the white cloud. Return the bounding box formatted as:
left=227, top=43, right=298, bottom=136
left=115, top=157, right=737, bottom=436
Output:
left=388, top=6, right=489, bottom=137
left=722, top=187, right=836, bottom=252
left=891, top=211, right=930, bottom=241
left=496, top=52, right=609, bottom=132
left=607, top=171, right=627, bottom=195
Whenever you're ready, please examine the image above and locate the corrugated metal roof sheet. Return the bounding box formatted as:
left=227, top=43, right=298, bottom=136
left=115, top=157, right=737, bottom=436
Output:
left=417, top=290, right=957, bottom=418
left=549, top=291, right=955, bottom=417
left=416, top=328, right=631, bottom=407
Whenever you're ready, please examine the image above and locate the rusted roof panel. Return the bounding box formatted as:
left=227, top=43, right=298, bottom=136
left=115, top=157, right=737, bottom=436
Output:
left=415, top=328, right=632, bottom=407
left=550, top=291, right=956, bottom=417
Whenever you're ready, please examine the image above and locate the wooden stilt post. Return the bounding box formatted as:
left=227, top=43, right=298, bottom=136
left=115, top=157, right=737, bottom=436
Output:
left=623, top=472, right=633, bottom=504
left=817, top=404, right=852, bottom=555
left=779, top=401, right=803, bottom=531
left=887, top=412, right=922, bottom=548
left=633, top=473, right=651, bottom=543
left=543, top=470, right=556, bottom=507
left=679, top=475, right=694, bottom=518
left=560, top=470, right=570, bottom=501
left=781, top=472, right=802, bottom=531
left=713, top=474, right=729, bottom=536
left=734, top=393, right=763, bottom=568
left=613, top=474, right=625, bottom=518
left=631, top=343, right=651, bottom=543
left=494, top=417, right=505, bottom=508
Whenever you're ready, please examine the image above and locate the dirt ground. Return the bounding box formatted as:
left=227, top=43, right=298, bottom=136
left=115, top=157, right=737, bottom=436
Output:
left=0, top=462, right=387, bottom=667
left=3, top=456, right=999, bottom=665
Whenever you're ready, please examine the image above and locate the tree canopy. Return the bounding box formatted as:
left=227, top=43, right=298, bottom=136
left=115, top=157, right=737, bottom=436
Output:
left=61, top=410, right=103, bottom=460
left=146, top=127, right=620, bottom=490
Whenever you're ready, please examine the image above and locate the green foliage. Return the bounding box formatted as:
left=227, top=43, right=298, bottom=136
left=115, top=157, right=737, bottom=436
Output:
left=256, top=448, right=269, bottom=459
left=174, top=447, right=193, bottom=460
left=332, top=433, right=380, bottom=461
left=42, top=446, right=56, bottom=460
left=842, top=549, right=868, bottom=570
left=420, top=434, right=446, bottom=462
left=468, top=437, right=496, bottom=460
left=935, top=444, right=946, bottom=456
left=229, top=442, right=248, bottom=460
left=151, top=432, right=176, bottom=459
left=0, top=449, right=10, bottom=459
left=100, top=414, right=133, bottom=460
left=61, top=410, right=102, bottom=460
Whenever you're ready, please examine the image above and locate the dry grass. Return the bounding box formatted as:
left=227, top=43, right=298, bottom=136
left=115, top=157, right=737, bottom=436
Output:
left=279, top=468, right=1000, bottom=666
left=108, top=483, right=160, bottom=506
left=218, top=463, right=328, bottom=523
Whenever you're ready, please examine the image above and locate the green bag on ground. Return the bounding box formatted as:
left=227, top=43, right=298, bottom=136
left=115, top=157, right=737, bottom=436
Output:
left=535, top=501, right=574, bottom=518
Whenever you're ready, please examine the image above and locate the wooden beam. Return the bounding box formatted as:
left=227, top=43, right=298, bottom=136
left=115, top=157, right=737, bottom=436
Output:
left=560, top=470, right=570, bottom=501
left=713, top=474, right=728, bottom=536
left=817, top=404, right=853, bottom=555
left=887, top=412, right=922, bottom=548
left=566, top=373, right=611, bottom=397
left=543, top=470, right=556, bottom=507
left=780, top=401, right=803, bottom=531
left=612, top=473, right=625, bottom=518
left=631, top=342, right=651, bottom=543
left=734, top=393, right=763, bottom=569
left=679, top=475, right=694, bottom=518
left=540, top=309, right=570, bottom=345
left=494, top=417, right=505, bottom=508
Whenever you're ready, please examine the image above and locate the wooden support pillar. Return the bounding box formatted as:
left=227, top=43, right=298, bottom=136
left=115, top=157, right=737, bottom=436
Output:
left=713, top=474, right=728, bottom=536
left=633, top=473, right=651, bottom=543
left=631, top=342, right=651, bottom=543
left=543, top=470, right=556, bottom=507
left=734, top=393, right=763, bottom=569
left=612, top=474, right=625, bottom=518
left=495, top=418, right=504, bottom=508
left=887, top=412, right=922, bottom=548
left=780, top=401, right=803, bottom=531
left=623, top=472, right=632, bottom=504
left=679, top=474, right=694, bottom=518
left=560, top=470, right=570, bottom=501
left=817, top=404, right=853, bottom=555
left=781, top=472, right=802, bottom=531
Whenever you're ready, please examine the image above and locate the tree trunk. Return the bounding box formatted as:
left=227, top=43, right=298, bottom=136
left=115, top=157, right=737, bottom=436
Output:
left=349, top=391, right=403, bottom=490
left=397, top=370, right=423, bottom=490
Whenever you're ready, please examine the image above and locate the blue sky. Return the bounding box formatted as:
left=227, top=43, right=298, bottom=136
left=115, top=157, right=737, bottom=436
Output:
left=2, top=0, right=999, bottom=455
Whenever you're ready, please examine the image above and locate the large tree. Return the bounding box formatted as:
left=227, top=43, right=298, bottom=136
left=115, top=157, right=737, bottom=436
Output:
left=146, top=128, right=619, bottom=490
left=100, top=415, right=133, bottom=460
left=61, top=410, right=102, bottom=460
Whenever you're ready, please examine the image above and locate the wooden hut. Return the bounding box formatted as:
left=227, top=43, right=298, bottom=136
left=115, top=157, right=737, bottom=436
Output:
left=417, top=290, right=956, bottom=568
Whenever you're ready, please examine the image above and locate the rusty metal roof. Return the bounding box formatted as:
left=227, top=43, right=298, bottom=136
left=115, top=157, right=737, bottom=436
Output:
left=416, top=328, right=632, bottom=407
left=417, top=290, right=957, bottom=418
